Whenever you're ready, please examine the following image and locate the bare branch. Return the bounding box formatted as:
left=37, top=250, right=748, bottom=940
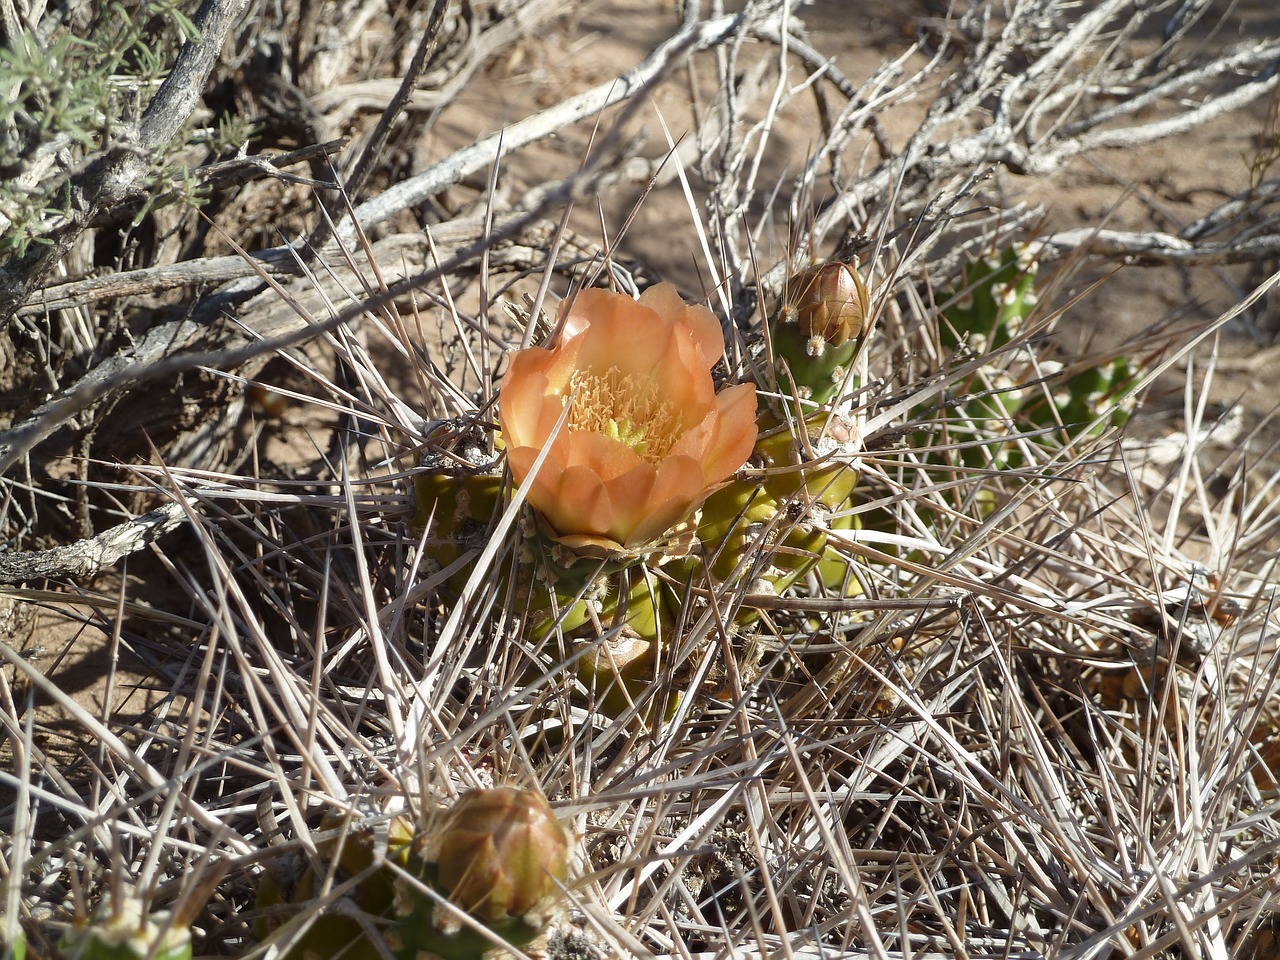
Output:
left=801, top=8, right=1280, bottom=255
left=342, top=3, right=785, bottom=246
left=1032, top=176, right=1280, bottom=265
left=1033, top=226, right=1280, bottom=266
left=0, top=501, right=188, bottom=584
left=0, top=0, right=251, bottom=323
left=305, top=0, right=450, bottom=252
left=0, top=163, right=624, bottom=474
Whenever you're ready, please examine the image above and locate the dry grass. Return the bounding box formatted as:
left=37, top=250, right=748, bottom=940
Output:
left=3, top=2, right=1280, bottom=959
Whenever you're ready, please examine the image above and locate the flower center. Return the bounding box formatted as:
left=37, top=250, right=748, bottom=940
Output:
left=564, top=366, right=679, bottom=464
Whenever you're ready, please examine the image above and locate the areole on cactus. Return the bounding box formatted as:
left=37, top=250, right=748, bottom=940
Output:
left=58, top=903, right=192, bottom=960
left=940, top=243, right=1040, bottom=356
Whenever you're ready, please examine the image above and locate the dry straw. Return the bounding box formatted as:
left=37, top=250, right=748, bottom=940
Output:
left=2, top=2, right=1280, bottom=960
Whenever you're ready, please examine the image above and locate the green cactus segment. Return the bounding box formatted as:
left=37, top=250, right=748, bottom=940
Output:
left=753, top=420, right=859, bottom=510
left=771, top=323, right=860, bottom=406
left=575, top=632, right=661, bottom=717
left=557, top=566, right=677, bottom=715
left=930, top=244, right=1140, bottom=474
left=413, top=471, right=503, bottom=592
left=256, top=791, right=568, bottom=960
left=322, top=811, right=416, bottom=883
left=694, top=415, right=861, bottom=604
left=769, top=262, right=870, bottom=405
left=393, top=884, right=543, bottom=960
left=413, top=467, right=669, bottom=637
left=946, top=382, right=1027, bottom=473
left=940, top=244, right=1039, bottom=355
left=59, top=908, right=192, bottom=960
left=1035, top=356, right=1138, bottom=436
left=255, top=836, right=404, bottom=960
left=272, top=912, right=388, bottom=960
left=506, top=536, right=677, bottom=716
left=414, top=460, right=681, bottom=715
left=947, top=354, right=1138, bottom=469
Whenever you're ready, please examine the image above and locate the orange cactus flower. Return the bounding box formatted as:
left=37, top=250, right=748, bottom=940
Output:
left=499, top=283, right=758, bottom=556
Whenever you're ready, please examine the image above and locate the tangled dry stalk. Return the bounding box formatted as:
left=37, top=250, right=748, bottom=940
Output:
left=3, top=1, right=1280, bottom=958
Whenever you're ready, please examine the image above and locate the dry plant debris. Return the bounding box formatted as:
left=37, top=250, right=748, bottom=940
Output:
left=2, top=2, right=1280, bottom=959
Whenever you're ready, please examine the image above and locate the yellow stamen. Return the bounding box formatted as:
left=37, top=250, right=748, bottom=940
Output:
left=562, top=367, right=679, bottom=463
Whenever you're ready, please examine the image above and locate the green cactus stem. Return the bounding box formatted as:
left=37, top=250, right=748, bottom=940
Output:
left=923, top=243, right=1140, bottom=490
left=415, top=459, right=682, bottom=719
left=2, top=920, right=24, bottom=960
left=413, top=470, right=504, bottom=595
left=770, top=261, right=871, bottom=405
left=58, top=905, right=191, bottom=960
left=1026, top=356, right=1138, bottom=439
left=689, top=412, right=861, bottom=613
left=940, top=243, right=1040, bottom=355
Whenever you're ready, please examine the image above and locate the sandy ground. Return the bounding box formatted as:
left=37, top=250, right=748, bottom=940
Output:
left=429, top=0, right=1278, bottom=356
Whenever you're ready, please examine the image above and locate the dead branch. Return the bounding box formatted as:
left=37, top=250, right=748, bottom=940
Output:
left=307, top=0, right=450, bottom=254
left=0, top=180, right=611, bottom=475
left=0, top=0, right=252, bottom=323
left=341, top=2, right=791, bottom=247
left=1033, top=227, right=1280, bottom=267
left=0, top=500, right=188, bottom=584
left=18, top=250, right=301, bottom=316
left=193, top=139, right=349, bottom=190
left=767, top=2, right=1280, bottom=284
left=1031, top=176, right=1280, bottom=266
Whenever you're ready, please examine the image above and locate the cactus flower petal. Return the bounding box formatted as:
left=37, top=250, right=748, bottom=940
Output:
left=500, top=283, right=757, bottom=554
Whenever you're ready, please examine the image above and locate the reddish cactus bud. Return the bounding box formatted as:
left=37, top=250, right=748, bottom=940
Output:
left=433, top=788, right=568, bottom=926
left=771, top=261, right=872, bottom=404
left=787, top=261, right=870, bottom=355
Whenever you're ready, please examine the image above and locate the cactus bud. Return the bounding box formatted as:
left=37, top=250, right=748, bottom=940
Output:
left=432, top=788, right=568, bottom=927
left=771, top=261, right=871, bottom=404
left=791, top=261, right=870, bottom=352
left=382, top=789, right=571, bottom=960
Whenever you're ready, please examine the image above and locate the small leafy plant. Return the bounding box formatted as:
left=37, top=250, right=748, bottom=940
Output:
left=0, top=0, right=200, bottom=256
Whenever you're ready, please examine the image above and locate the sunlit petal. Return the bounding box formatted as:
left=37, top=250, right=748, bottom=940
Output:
left=639, top=282, right=724, bottom=366
left=570, top=290, right=674, bottom=379
left=499, top=365, right=564, bottom=452
left=625, top=455, right=707, bottom=547
left=701, top=383, right=759, bottom=484
left=547, top=465, right=614, bottom=540
left=500, top=284, right=757, bottom=554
